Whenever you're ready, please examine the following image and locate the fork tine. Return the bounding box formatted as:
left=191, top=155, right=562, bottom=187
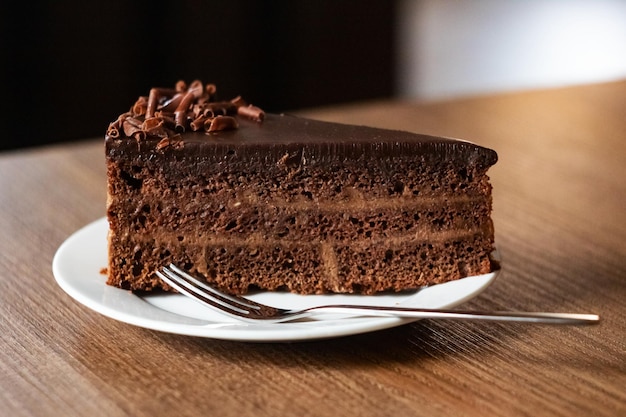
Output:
left=156, top=266, right=250, bottom=317
left=159, top=264, right=295, bottom=323
left=166, top=264, right=263, bottom=311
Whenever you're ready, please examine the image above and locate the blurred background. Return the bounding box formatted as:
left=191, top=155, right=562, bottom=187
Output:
left=1, top=0, right=625, bottom=151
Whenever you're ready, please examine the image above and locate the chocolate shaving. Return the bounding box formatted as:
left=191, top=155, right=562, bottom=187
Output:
left=202, top=102, right=238, bottom=117
left=146, top=89, right=160, bottom=119
left=122, top=117, right=146, bottom=141
left=159, top=93, right=184, bottom=113
left=155, top=138, right=169, bottom=150
left=132, top=96, right=148, bottom=116
left=106, top=124, right=120, bottom=138
left=190, top=115, right=208, bottom=131
left=110, top=112, right=132, bottom=131
left=146, top=88, right=177, bottom=118
left=174, top=100, right=191, bottom=132
left=156, top=136, right=184, bottom=151
left=174, top=80, right=205, bottom=132
left=205, top=83, right=217, bottom=96
left=153, top=112, right=177, bottom=130
left=107, top=80, right=264, bottom=144
left=122, top=117, right=143, bottom=137
left=206, top=115, right=238, bottom=132
left=175, top=80, right=187, bottom=93
left=142, top=117, right=168, bottom=138
left=237, top=104, right=265, bottom=122
left=230, top=96, right=247, bottom=107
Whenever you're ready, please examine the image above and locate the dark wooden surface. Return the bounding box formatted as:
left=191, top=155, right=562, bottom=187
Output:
left=1, top=81, right=624, bottom=417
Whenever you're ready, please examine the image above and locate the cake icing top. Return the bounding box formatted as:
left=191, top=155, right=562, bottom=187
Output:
left=106, top=81, right=497, bottom=168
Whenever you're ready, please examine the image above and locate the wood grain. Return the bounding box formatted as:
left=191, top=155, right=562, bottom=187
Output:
left=1, top=82, right=624, bottom=417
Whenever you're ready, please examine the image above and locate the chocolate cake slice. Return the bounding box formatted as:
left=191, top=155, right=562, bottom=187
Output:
left=105, top=81, right=498, bottom=295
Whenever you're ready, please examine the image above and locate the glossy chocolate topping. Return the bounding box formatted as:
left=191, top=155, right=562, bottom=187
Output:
left=105, top=81, right=498, bottom=168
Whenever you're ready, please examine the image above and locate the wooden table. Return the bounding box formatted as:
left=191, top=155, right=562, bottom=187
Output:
left=1, top=81, right=624, bottom=417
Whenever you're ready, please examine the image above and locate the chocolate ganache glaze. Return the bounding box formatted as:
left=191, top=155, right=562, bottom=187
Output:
left=105, top=81, right=497, bottom=169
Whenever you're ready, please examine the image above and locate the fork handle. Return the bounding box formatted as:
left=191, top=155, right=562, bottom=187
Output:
left=308, top=306, right=599, bottom=325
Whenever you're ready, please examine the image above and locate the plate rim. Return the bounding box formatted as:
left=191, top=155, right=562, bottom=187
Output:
left=52, top=217, right=500, bottom=342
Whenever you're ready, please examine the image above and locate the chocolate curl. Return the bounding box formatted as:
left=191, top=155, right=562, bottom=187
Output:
left=132, top=96, right=148, bottom=116
left=108, top=112, right=131, bottom=132
left=174, top=81, right=204, bottom=132
left=156, top=136, right=184, bottom=151
left=142, top=117, right=162, bottom=130
left=190, top=103, right=204, bottom=119
left=174, top=96, right=192, bottom=132
left=123, top=115, right=142, bottom=127
left=230, top=96, right=247, bottom=107
left=142, top=117, right=168, bottom=137
left=122, top=116, right=147, bottom=140
left=231, top=95, right=265, bottom=122
left=205, top=115, right=238, bottom=132
left=122, top=116, right=144, bottom=138
left=175, top=80, right=187, bottom=93
left=146, top=88, right=160, bottom=119
left=202, top=101, right=238, bottom=117
left=156, top=138, right=170, bottom=150
left=146, top=87, right=177, bottom=119
left=188, top=80, right=204, bottom=96
left=154, top=111, right=176, bottom=130
left=106, top=123, right=120, bottom=138
left=121, top=118, right=145, bottom=141
left=237, top=104, right=265, bottom=122
left=190, top=115, right=208, bottom=131
left=205, top=83, right=217, bottom=100
left=159, top=93, right=184, bottom=112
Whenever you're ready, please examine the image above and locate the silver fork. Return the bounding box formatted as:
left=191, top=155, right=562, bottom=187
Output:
left=156, top=264, right=600, bottom=325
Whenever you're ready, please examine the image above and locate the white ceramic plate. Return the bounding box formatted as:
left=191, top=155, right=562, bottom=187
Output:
left=52, top=218, right=499, bottom=342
